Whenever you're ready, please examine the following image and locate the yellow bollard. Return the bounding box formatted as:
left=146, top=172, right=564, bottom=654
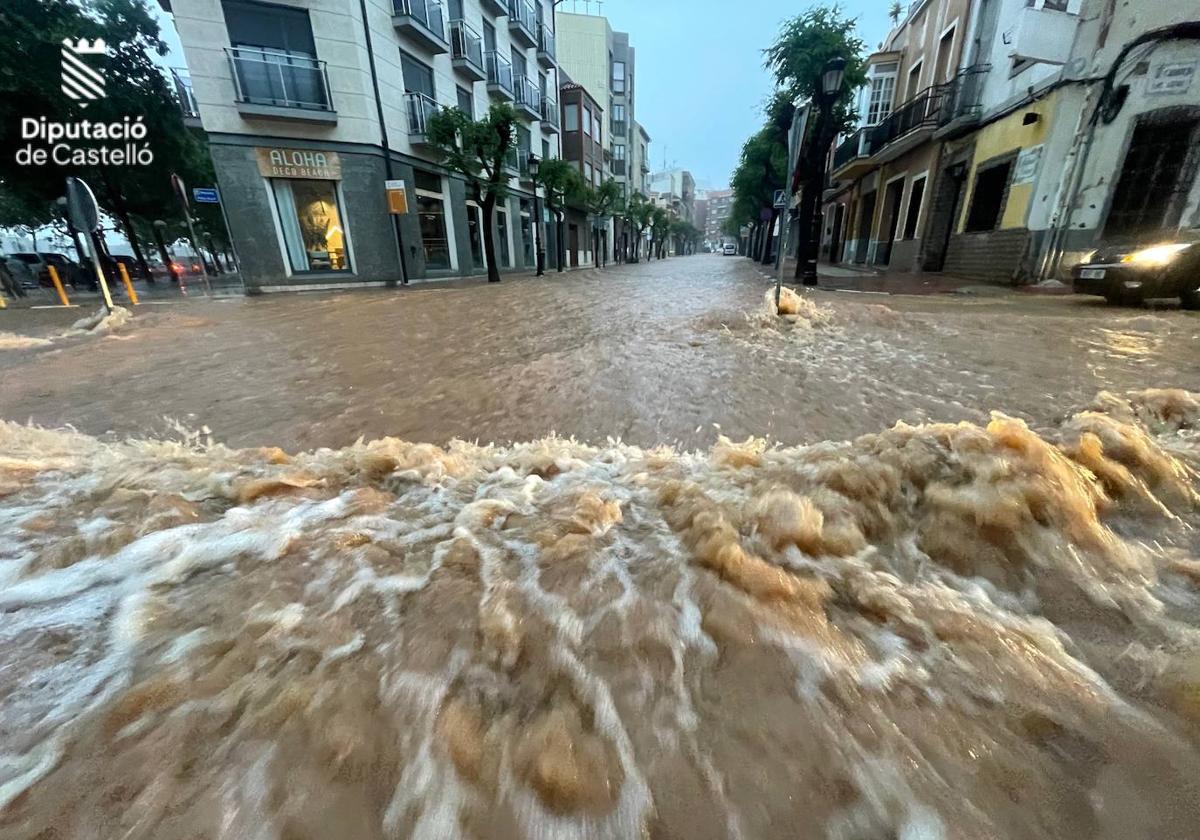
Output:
left=0, top=292, right=7, bottom=309
left=47, top=265, right=71, bottom=307
left=117, top=262, right=139, bottom=305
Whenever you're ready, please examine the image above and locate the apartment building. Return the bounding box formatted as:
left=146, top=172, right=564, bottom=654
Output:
left=823, top=0, right=1200, bottom=284
left=823, top=0, right=971, bottom=271
left=555, top=11, right=645, bottom=259
left=705, top=188, right=733, bottom=243
left=648, top=168, right=696, bottom=223
left=1031, top=1, right=1200, bottom=279
left=161, top=0, right=560, bottom=291
left=558, top=78, right=606, bottom=266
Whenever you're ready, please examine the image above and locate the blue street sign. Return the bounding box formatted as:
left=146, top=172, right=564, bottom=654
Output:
left=192, top=187, right=220, bottom=204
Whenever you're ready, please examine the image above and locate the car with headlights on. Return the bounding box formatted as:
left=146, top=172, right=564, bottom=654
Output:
left=1072, top=236, right=1200, bottom=308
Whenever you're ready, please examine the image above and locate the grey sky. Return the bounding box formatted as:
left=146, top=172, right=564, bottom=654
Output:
left=586, top=0, right=890, bottom=191
left=151, top=1, right=892, bottom=192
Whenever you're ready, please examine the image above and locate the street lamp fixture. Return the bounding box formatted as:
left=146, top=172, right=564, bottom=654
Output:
left=821, top=57, right=847, bottom=98
left=527, top=153, right=545, bottom=276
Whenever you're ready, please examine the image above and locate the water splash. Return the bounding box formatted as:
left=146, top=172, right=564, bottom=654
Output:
left=2, top=390, right=1200, bottom=838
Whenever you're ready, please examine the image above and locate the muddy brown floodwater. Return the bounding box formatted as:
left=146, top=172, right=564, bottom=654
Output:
left=2, top=257, right=1200, bottom=839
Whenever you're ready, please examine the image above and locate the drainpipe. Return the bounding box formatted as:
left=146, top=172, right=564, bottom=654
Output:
left=357, top=0, right=409, bottom=285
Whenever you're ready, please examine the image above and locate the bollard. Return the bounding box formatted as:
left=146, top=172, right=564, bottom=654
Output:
left=0, top=292, right=6, bottom=309
left=47, top=265, right=71, bottom=307
left=117, top=262, right=139, bottom=305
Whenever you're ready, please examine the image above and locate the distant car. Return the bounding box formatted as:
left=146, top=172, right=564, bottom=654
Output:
left=8, top=252, right=78, bottom=288
left=722, top=243, right=737, bottom=256
left=1072, top=235, right=1200, bottom=308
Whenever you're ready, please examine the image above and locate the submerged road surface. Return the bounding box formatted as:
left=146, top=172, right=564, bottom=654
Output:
left=2, top=255, right=1197, bottom=450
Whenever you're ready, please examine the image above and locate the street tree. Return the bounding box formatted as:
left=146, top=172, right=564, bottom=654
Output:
left=765, top=6, right=867, bottom=278
left=626, top=191, right=654, bottom=263
left=0, top=0, right=219, bottom=281
left=535, top=157, right=583, bottom=272
left=571, top=178, right=622, bottom=268
left=649, top=207, right=671, bottom=260
left=425, top=102, right=519, bottom=283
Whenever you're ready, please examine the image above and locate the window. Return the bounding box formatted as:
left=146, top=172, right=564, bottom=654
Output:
left=935, top=27, right=955, bottom=83
left=497, top=208, right=511, bottom=267
left=583, top=107, right=592, bottom=137
left=456, top=86, right=473, bottom=118
left=906, top=60, right=923, bottom=101
left=542, top=139, right=550, bottom=160
left=520, top=199, right=534, bottom=265
left=866, top=76, right=895, bottom=125
left=271, top=179, right=350, bottom=273
left=483, top=20, right=496, bottom=52
left=963, top=160, right=1013, bottom=232
left=513, top=50, right=527, bottom=81
left=902, top=176, right=926, bottom=239
left=564, top=103, right=579, bottom=131
left=595, top=117, right=601, bottom=147
left=584, top=163, right=593, bottom=185
left=1105, top=112, right=1200, bottom=238
left=465, top=201, right=484, bottom=268
left=612, top=60, right=625, bottom=93
left=613, top=144, right=626, bottom=161
left=224, top=1, right=325, bottom=107
left=414, top=169, right=451, bottom=270
left=613, top=103, right=625, bottom=126
left=400, top=51, right=434, bottom=97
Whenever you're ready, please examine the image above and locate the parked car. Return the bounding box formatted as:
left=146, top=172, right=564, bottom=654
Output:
left=722, top=243, right=737, bottom=256
left=7, top=252, right=80, bottom=289
left=1072, top=235, right=1200, bottom=308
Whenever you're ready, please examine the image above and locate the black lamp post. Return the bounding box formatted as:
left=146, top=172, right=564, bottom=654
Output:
left=799, top=55, right=847, bottom=286
left=527, top=153, right=545, bottom=276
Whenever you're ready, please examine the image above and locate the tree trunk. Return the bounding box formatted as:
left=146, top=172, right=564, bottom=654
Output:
left=101, top=174, right=155, bottom=284
left=482, top=196, right=501, bottom=283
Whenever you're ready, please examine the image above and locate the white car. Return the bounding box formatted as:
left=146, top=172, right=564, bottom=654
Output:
left=722, top=243, right=737, bottom=256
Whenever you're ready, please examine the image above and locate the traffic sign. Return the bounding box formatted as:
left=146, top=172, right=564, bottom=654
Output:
left=773, top=189, right=787, bottom=208
left=171, top=173, right=189, bottom=211
left=193, top=187, right=220, bottom=204
left=66, top=176, right=100, bottom=233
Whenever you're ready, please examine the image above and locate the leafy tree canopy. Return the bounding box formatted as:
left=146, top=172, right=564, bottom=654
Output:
left=763, top=5, right=868, bottom=133
left=425, top=102, right=518, bottom=205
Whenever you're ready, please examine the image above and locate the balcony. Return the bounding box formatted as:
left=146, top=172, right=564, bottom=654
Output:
left=537, top=24, right=556, bottom=67
left=481, top=0, right=506, bottom=15
left=169, top=68, right=201, bottom=128
left=1005, top=5, right=1078, bottom=66
left=392, top=0, right=449, bottom=53
left=935, top=64, right=990, bottom=140
left=867, top=83, right=950, bottom=164
left=449, top=19, right=485, bottom=80
left=514, top=76, right=541, bottom=120
left=831, top=128, right=874, bottom=180
left=485, top=51, right=514, bottom=100
left=540, top=94, right=559, bottom=133
left=506, top=0, right=537, bottom=48
left=226, top=46, right=336, bottom=124
left=405, top=91, right=440, bottom=146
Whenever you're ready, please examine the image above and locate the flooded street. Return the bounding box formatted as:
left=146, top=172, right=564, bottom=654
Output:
left=3, top=258, right=1200, bottom=839
left=2, top=255, right=1198, bottom=450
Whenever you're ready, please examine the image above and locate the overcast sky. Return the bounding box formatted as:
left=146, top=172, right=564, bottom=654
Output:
left=152, top=1, right=892, bottom=193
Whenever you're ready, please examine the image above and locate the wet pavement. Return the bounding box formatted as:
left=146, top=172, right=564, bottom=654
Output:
left=1, top=255, right=1197, bottom=451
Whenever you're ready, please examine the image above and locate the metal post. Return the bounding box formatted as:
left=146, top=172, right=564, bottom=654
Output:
left=534, top=192, right=545, bottom=276
left=88, top=231, right=115, bottom=312
left=183, top=213, right=213, bottom=296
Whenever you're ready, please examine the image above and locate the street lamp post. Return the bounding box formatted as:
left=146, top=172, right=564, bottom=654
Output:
left=798, top=56, right=847, bottom=286
left=527, top=153, right=545, bottom=277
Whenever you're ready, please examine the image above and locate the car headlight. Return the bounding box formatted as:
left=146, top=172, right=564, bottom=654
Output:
left=1120, top=243, right=1191, bottom=267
